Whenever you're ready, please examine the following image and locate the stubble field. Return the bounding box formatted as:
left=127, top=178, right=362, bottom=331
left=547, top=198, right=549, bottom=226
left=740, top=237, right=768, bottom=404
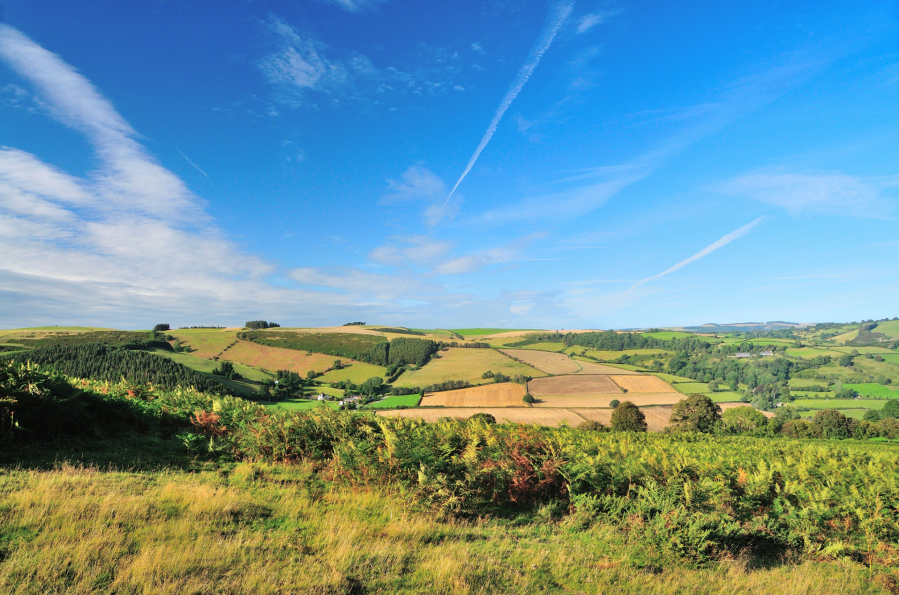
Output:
left=420, top=382, right=526, bottom=407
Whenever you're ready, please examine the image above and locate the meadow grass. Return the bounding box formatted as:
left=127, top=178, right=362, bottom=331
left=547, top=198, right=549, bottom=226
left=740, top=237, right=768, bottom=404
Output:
left=318, top=361, right=387, bottom=384
left=149, top=348, right=269, bottom=382
left=365, top=393, right=422, bottom=408
left=845, top=383, right=899, bottom=398
left=517, top=342, right=569, bottom=352
left=393, top=348, right=545, bottom=388
left=792, top=398, right=887, bottom=410
left=0, top=464, right=888, bottom=595
left=875, top=320, right=899, bottom=339
left=641, top=331, right=694, bottom=340
left=167, top=329, right=240, bottom=359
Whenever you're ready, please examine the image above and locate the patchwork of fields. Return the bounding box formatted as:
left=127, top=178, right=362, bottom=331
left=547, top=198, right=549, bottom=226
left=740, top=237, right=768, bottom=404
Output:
left=394, top=348, right=545, bottom=387
left=499, top=349, right=639, bottom=375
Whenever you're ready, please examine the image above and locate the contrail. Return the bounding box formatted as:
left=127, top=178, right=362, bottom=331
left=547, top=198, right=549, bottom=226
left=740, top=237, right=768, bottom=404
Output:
left=629, top=217, right=765, bottom=291
left=443, top=1, right=574, bottom=207
left=177, top=147, right=214, bottom=187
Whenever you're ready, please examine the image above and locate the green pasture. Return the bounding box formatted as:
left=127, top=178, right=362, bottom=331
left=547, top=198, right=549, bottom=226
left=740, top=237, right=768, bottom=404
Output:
left=881, top=353, right=899, bottom=364
left=875, top=320, right=899, bottom=339
left=844, top=383, right=899, bottom=398
left=365, top=393, right=422, bottom=409
left=518, top=342, right=568, bottom=352
left=785, top=347, right=843, bottom=359
left=640, top=331, right=694, bottom=340
left=573, top=348, right=673, bottom=360
left=672, top=382, right=710, bottom=394
left=789, top=377, right=829, bottom=388
left=149, top=348, right=269, bottom=382
left=831, top=346, right=895, bottom=354
left=791, top=391, right=836, bottom=399
left=853, top=358, right=899, bottom=383
left=598, top=363, right=646, bottom=371
left=710, top=391, right=744, bottom=403
left=792, top=398, right=887, bottom=410
left=648, top=372, right=697, bottom=384
left=318, top=361, right=387, bottom=384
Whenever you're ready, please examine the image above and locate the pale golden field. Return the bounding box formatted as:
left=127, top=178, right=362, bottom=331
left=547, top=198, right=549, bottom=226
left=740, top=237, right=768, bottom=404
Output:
left=572, top=407, right=674, bottom=432
left=222, top=340, right=349, bottom=375
left=528, top=375, right=621, bottom=397
left=420, top=382, right=527, bottom=407
left=394, top=348, right=545, bottom=388
left=499, top=348, right=581, bottom=374
left=533, top=393, right=685, bottom=408
left=610, top=375, right=677, bottom=393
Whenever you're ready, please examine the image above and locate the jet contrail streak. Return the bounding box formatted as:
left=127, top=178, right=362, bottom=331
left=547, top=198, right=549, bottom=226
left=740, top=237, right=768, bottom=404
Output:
left=443, top=1, right=574, bottom=207
left=629, top=217, right=766, bottom=291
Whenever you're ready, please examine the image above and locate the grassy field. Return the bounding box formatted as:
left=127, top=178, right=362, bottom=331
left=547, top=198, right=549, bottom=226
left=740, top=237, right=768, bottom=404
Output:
left=365, top=393, right=422, bottom=408
left=845, top=383, right=899, bottom=398
left=318, top=362, right=387, bottom=384
left=672, top=381, right=712, bottom=394
left=882, top=353, right=899, bottom=365
left=393, top=348, right=544, bottom=388
left=833, top=329, right=860, bottom=344
left=793, top=398, right=887, bottom=410
left=420, top=383, right=526, bottom=407
left=147, top=349, right=266, bottom=395
left=168, top=329, right=239, bottom=359
left=640, top=331, right=694, bottom=340
left=786, top=347, right=844, bottom=358
left=517, top=342, right=568, bottom=352
left=3, top=466, right=881, bottom=595
left=572, top=348, right=673, bottom=361
left=875, top=320, right=899, bottom=339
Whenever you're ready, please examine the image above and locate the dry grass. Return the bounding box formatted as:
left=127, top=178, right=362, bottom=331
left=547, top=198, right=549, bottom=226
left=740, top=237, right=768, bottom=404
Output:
left=499, top=348, right=582, bottom=374
left=394, top=348, right=545, bottom=388
left=0, top=465, right=879, bottom=594
left=222, top=340, right=348, bottom=374
left=610, top=375, right=677, bottom=393
left=421, top=382, right=527, bottom=407
left=534, top=393, right=684, bottom=408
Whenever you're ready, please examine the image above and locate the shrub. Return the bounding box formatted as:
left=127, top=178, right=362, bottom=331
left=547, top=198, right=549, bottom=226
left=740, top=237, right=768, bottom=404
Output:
left=721, top=406, right=767, bottom=434
left=863, top=409, right=882, bottom=422
left=482, top=371, right=494, bottom=379
left=669, top=394, right=721, bottom=433
left=577, top=420, right=606, bottom=432
left=611, top=401, right=647, bottom=432
left=469, top=413, right=496, bottom=424
left=523, top=394, right=535, bottom=404
left=609, top=399, right=620, bottom=409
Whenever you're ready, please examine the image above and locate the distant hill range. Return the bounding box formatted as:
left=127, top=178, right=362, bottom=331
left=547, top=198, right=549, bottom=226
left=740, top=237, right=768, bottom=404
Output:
left=679, top=321, right=811, bottom=333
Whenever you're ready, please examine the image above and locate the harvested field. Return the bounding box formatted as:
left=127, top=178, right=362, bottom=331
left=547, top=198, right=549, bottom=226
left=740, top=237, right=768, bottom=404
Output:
left=420, top=382, right=526, bottom=407
left=575, top=361, right=640, bottom=374
left=610, top=375, right=677, bottom=393
left=499, top=349, right=581, bottom=374
left=528, top=375, right=621, bottom=397
left=394, top=348, right=545, bottom=388
left=534, top=393, right=684, bottom=408
left=378, top=408, right=588, bottom=426
left=222, top=341, right=348, bottom=375
left=719, top=403, right=775, bottom=418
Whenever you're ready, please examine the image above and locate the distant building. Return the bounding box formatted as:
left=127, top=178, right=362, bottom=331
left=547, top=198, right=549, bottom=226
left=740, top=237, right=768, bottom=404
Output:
left=338, top=395, right=363, bottom=407
left=734, top=352, right=751, bottom=358
left=759, top=351, right=774, bottom=357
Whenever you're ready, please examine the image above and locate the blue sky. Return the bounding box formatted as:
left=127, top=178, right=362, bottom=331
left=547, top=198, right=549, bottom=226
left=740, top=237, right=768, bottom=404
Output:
left=1, top=0, right=898, bottom=330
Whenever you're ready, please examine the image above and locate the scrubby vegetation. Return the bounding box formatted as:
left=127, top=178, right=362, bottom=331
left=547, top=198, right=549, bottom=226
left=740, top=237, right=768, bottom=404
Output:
left=5, top=330, right=175, bottom=350
left=3, top=362, right=899, bottom=591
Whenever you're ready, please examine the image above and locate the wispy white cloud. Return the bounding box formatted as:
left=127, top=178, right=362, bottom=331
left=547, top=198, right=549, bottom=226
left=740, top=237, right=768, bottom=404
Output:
left=443, top=1, right=574, bottom=206
left=716, top=170, right=896, bottom=217
left=433, top=233, right=544, bottom=275
left=317, top=0, right=384, bottom=13
left=576, top=12, right=611, bottom=34
left=629, top=217, right=765, bottom=291
left=383, top=166, right=459, bottom=226
left=368, top=236, right=453, bottom=267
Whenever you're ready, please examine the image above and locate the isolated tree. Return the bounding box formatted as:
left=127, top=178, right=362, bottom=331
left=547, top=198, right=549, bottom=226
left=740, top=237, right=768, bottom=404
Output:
left=669, top=394, right=722, bottom=433
left=839, top=354, right=853, bottom=367
left=707, top=379, right=719, bottom=393
left=611, top=401, right=647, bottom=432
left=522, top=393, right=535, bottom=404
left=609, top=399, right=620, bottom=409
left=721, top=406, right=767, bottom=434
left=469, top=412, right=496, bottom=424
left=863, top=409, right=882, bottom=422
left=153, top=323, right=170, bottom=332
